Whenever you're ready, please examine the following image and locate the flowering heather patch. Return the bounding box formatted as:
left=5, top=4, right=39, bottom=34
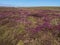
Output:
left=0, top=7, right=60, bottom=45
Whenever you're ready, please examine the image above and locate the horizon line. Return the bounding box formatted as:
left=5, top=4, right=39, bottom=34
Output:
left=0, top=6, right=60, bottom=8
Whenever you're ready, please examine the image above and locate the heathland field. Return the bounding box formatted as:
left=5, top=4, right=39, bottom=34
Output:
left=0, top=7, right=60, bottom=45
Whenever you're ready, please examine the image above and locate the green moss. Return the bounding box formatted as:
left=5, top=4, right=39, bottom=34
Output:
left=28, top=16, right=37, bottom=23
left=17, top=23, right=25, bottom=34
left=27, top=16, right=37, bottom=28
left=50, top=18, right=60, bottom=26
left=17, top=40, right=24, bottom=45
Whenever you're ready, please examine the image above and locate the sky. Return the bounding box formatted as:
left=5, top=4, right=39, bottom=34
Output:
left=0, top=0, right=60, bottom=7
